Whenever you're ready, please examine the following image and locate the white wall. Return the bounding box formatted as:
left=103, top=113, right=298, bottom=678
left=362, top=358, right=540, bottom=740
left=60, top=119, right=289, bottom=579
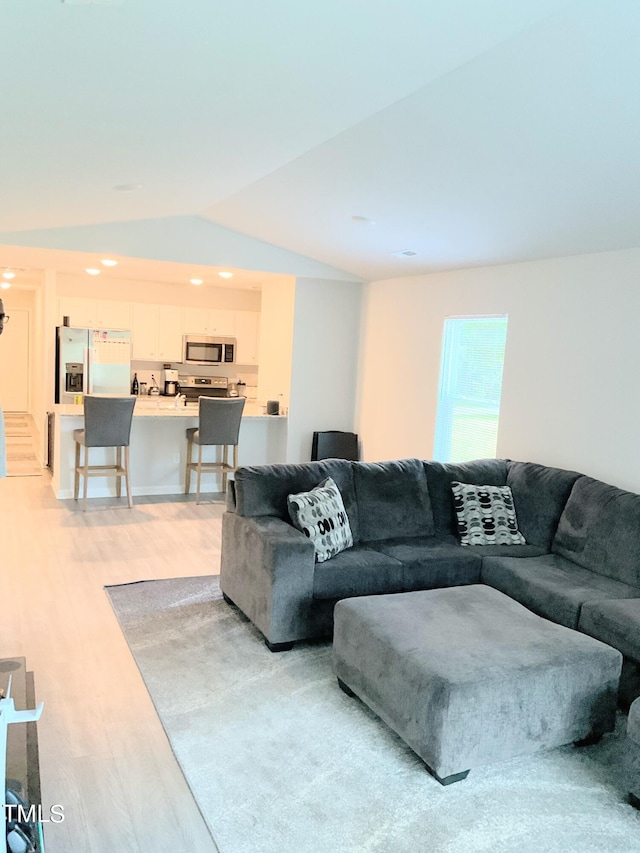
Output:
left=358, top=248, right=640, bottom=492
left=287, top=277, right=363, bottom=463
left=257, top=278, right=296, bottom=408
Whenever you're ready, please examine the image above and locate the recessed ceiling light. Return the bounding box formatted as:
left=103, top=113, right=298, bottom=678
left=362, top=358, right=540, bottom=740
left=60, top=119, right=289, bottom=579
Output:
left=2, top=270, right=15, bottom=280
left=218, top=271, right=233, bottom=279
left=113, top=183, right=143, bottom=192
left=352, top=215, right=375, bottom=225
left=86, top=268, right=101, bottom=276
left=190, top=278, right=203, bottom=285
left=390, top=249, right=419, bottom=258
left=101, top=258, right=118, bottom=267
left=0, top=282, right=10, bottom=290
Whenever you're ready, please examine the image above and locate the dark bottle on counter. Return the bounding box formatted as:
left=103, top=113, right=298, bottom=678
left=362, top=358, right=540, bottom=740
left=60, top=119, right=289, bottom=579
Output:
left=131, top=373, right=139, bottom=395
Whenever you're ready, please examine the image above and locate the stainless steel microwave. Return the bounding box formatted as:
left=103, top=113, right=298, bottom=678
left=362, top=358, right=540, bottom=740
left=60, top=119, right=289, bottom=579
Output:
left=183, top=334, right=236, bottom=365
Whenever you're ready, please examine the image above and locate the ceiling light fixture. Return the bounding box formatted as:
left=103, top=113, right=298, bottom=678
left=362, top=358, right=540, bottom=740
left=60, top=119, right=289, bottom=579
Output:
left=101, top=258, right=118, bottom=267
left=0, top=282, right=10, bottom=290
left=218, top=271, right=233, bottom=279
left=2, top=270, right=15, bottom=280
left=86, top=268, right=101, bottom=276
left=190, top=278, right=203, bottom=285
left=390, top=249, right=419, bottom=258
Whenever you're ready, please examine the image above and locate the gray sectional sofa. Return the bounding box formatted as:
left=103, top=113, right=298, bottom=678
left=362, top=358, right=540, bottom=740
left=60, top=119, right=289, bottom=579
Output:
left=220, top=456, right=640, bottom=703
left=628, top=698, right=640, bottom=807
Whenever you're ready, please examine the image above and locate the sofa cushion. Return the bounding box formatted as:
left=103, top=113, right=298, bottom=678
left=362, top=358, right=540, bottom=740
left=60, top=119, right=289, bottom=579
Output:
left=352, top=459, right=434, bottom=542
left=368, top=535, right=482, bottom=591
left=287, top=477, right=353, bottom=563
left=506, top=462, right=581, bottom=549
left=629, top=698, right=640, bottom=744
left=482, top=553, right=640, bottom=629
left=234, top=459, right=360, bottom=543
left=552, top=476, right=640, bottom=587
left=312, top=546, right=404, bottom=600
left=465, top=544, right=548, bottom=558
left=424, top=459, right=509, bottom=537
left=579, top=599, right=640, bottom=664
left=451, top=482, right=526, bottom=546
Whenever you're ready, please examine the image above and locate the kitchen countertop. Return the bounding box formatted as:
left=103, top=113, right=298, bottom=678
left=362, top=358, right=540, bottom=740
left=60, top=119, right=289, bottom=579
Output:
left=55, top=400, right=287, bottom=420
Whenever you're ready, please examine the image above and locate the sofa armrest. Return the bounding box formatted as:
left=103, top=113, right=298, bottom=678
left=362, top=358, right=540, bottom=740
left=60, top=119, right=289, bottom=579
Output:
left=220, top=512, right=317, bottom=645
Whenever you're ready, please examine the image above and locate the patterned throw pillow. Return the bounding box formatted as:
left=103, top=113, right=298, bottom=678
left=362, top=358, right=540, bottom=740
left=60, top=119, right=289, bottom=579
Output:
left=451, top=482, right=526, bottom=546
left=287, top=477, right=353, bottom=563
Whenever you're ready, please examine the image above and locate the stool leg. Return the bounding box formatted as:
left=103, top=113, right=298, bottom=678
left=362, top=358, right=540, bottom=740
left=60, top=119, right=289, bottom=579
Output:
left=82, top=446, right=89, bottom=511
left=196, top=443, right=203, bottom=504
left=124, top=446, right=132, bottom=508
left=74, top=441, right=80, bottom=501
left=116, top=446, right=122, bottom=498
left=222, top=445, right=229, bottom=493
left=185, top=438, right=193, bottom=495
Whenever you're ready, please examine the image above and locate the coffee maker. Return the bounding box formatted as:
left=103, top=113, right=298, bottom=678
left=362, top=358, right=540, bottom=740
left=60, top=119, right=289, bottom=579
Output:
left=163, top=367, right=180, bottom=396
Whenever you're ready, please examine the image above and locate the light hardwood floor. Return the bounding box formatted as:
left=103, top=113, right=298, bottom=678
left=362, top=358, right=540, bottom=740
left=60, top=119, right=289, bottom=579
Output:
left=1, top=468, right=223, bottom=852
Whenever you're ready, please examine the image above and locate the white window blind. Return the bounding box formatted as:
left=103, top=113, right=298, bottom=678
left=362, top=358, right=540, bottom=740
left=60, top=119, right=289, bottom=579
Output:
left=433, top=316, right=508, bottom=463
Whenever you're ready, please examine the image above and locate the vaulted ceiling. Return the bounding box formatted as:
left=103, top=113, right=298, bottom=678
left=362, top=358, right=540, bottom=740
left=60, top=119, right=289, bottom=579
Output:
left=2, top=0, right=638, bottom=280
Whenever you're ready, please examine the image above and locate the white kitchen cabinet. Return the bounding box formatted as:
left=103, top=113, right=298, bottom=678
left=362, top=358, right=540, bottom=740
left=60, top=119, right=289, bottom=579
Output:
left=132, top=303, right=183, bottom=362
left=95, top=299, right=131, bottom=330
left=58, top=297, right=96, bottom=328
left=58, top=297, right=131, bottom=330
left=183, top=307, right=235, bottom=336
left=132, top=303, right=160, bottom=360
left=209, top=309, right=236, bottom=336
left=235, top=311, right=260, bottom=364
left=157, top=304, right=183, bottom=362
left=183, top=306, right=209, bottom=336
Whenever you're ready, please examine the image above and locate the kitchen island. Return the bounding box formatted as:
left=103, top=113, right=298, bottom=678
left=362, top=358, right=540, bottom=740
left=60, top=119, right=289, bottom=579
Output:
left=51, top=398, right=287, bottom=500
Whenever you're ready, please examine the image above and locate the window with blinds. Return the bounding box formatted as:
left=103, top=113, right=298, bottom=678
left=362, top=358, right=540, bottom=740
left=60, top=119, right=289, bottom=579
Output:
left=433, top=316, right=508, bottom=463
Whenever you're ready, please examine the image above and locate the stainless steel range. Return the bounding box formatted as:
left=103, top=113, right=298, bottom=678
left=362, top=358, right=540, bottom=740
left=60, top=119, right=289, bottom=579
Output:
left=179, top=375, right=229, bottom=404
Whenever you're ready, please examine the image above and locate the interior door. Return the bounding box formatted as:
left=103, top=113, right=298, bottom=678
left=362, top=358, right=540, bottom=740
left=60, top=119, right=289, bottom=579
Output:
left=0, top=308, right=29, bottom=412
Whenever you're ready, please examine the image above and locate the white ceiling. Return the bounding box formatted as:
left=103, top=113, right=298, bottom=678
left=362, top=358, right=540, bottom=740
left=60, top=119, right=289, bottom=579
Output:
left=2, top=0, right=638, bottom=280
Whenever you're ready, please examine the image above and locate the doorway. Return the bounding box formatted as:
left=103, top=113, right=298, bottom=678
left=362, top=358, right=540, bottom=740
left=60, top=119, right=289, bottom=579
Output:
left=0, top=308, right=29, bottom=412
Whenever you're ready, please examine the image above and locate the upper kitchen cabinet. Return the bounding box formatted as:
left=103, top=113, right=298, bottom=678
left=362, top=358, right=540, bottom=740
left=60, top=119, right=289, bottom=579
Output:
left=209, top=309, right=236, bottom=336
left=182, top=306, right=208, bottom=336
left=95, top=299, right=132, bottom=330
left=57, top=297, right=132, bottom=330
left=235, top=311, right=260, bottom=364
left=183, top=307, right=236, bottom=337
left=132, top=303, right=159, bottom=360
left=132, top=303, right=183, bottom=362
left=157, top=304, right=183, bottom=362
left=58, top=296, right=96, bottom=328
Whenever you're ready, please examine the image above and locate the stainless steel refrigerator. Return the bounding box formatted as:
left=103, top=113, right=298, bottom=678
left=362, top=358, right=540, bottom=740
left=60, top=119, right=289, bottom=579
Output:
left=55, top=327, right=132, bottom=403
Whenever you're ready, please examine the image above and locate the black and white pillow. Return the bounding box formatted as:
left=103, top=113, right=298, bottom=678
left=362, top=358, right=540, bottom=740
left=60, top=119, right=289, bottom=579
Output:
left=451, top=482, right=526, bottom=547
left=287, top=477, right=353, bottom=562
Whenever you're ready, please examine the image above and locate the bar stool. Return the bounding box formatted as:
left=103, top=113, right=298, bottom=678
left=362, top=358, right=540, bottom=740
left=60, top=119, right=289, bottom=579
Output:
left=185, top=396, right=246, bottom=503
left=73, top=395, right=136, bottom=510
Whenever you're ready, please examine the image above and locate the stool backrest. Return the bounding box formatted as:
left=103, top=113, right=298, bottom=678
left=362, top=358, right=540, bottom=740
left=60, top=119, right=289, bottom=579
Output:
left=198, top=396, right=246, bottom=445
left=83, top=395, right=136, bottom=447
left=311, top=430, right=359, bottom=461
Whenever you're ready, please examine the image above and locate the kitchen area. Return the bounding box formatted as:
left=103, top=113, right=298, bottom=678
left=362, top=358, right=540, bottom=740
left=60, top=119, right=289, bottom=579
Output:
left=48, top=269, right=293, bottom=500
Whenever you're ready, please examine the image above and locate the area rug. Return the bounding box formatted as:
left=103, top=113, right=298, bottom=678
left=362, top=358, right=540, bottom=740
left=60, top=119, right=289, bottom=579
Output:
left=106, top=576, right=640, bottom=853
left=4, top=414, right=42, bottom=477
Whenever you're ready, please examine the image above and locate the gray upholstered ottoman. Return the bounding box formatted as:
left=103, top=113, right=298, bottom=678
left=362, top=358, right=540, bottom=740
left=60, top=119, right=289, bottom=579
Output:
left=333, top=585, right=622, bottom=784
left=628, top=698, right=640, bottom=808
